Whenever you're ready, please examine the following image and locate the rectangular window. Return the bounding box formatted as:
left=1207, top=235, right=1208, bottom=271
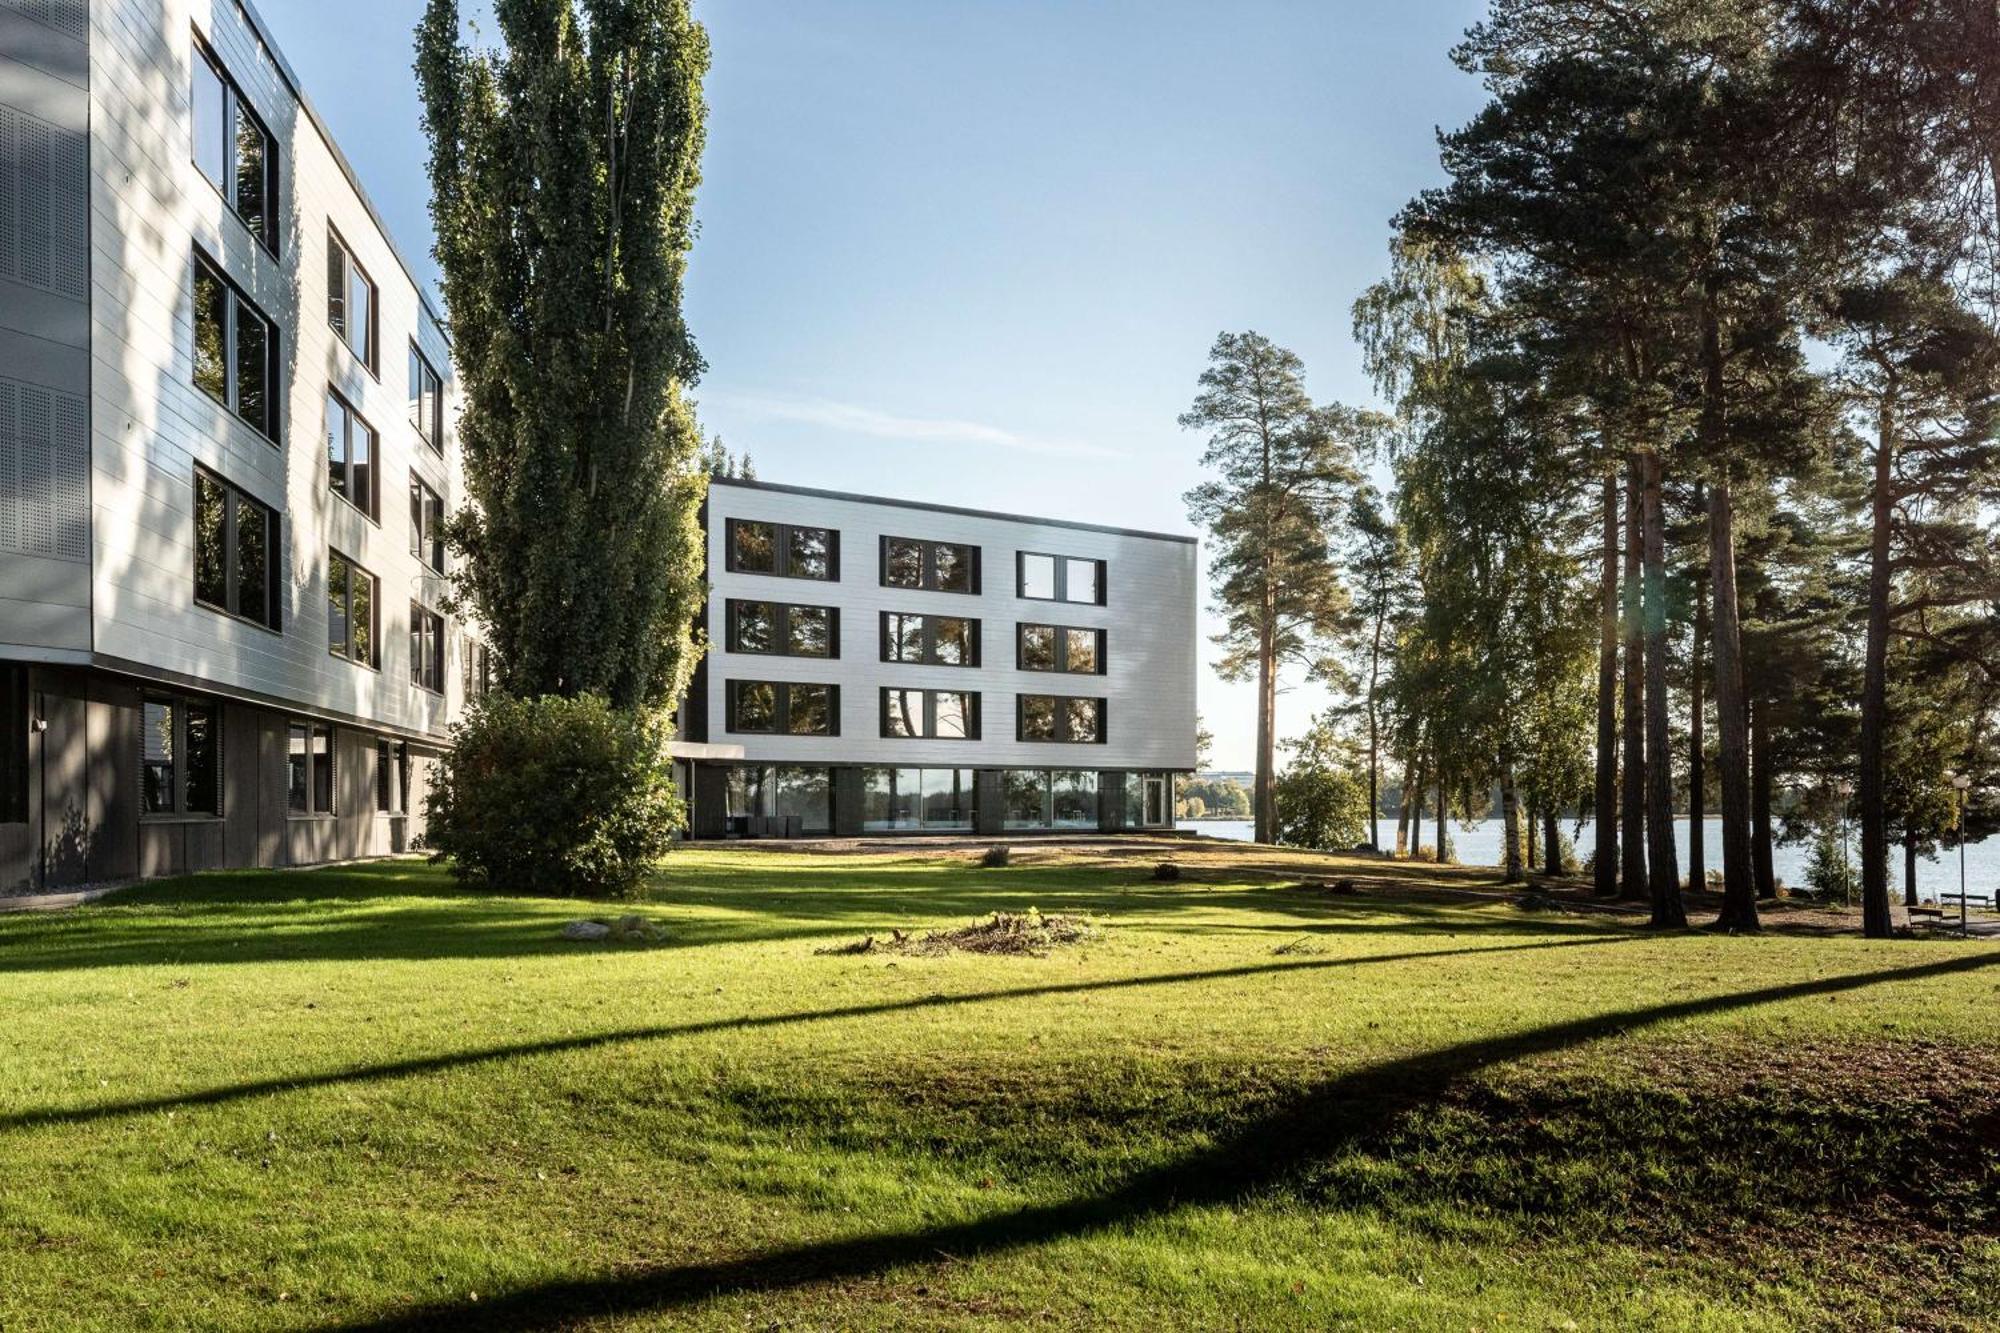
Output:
left=1052, top=770, right=1100, bottom=828
left=725, top=765, right=833, bottom=835
left=409, top=474, right=446, bottom=573
left=1003, top=770, right=1052, bottom=830
left=375, top=740, right=408, bottom=814
left=326, top=228, right=377, bottom=371
left=327, top=549, right=378, bottom=668
left=1018, top=693, right=1107, bottom=743
left=325, top=390, right=378, bottom=520
left=881, top=537, right=980, bottom=593
left=193, top=468, right=281, bottom=630
left=880, top=688, right=980, bottom=740
left=881, top=612, right=981, bottom=667
left=1018, top=623, right=1106, bottom=674
left=411, top=603, right=445, bottom=693
left=287, top=720, right=335, bottom=814
left=462, top=639, right=491, bottom=700
left=725, top=600, right=838, bottom=658
left=141, top=694, right=220, bottom=817
left=860, top=767, right=977, bottom=832
left=190, top=36, right=277, bottom=253
left=408, top=344, right=443, bottom=451
left=725, top=680, right=839, bottom=736
left=0, top=665, right=26, bottom=824
left=1018, top=552, right=1106, bottom=605
left=192, top=249, right=281, bottom=442
left=726, top=519, right=838, bottom=580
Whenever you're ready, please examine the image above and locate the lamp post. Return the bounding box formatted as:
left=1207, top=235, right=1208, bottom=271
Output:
left=1836, top=779, right=1854, bottom=909
left=1952, top=773, right=1973, bottom=938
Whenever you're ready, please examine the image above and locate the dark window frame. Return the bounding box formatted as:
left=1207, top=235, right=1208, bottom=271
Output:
left=724, top=679, right=841, bottom=737
left=0, top=665, right=25, bottom=825
left=189, top=31, right=279, bottom=257
left=326, top=225, right=379, bottom=375
left=139, top=692, right=222, bottom=819
left=375, top=739, right=409, bottom=815
left=724, top=518, right=840, bottom=581
left=325, top=387, right=379, bottom=522
left=879, top=536, right=981, bottom=594
left=410, top=601, right=446, bottom=694
left=880, top=611, right=981, bottom=667
left=409, top=472, right=446, bottom=574
left=193, top=466, right=283, bottom=632
left=725, top=599, right=840, bottom=659
left=408, top=343, right=444, bottom=453
left=1016, top=622, right=1106, bottom=675
left=1016, top=693, right=1108, bottom=744
left=191, top=247, right=282, bottom=443
left=326, top=548, right=379, bottom=669
left=286, top=719, right=336, bottom=816
left=878, top=687, right=982, bottom=741
left=1016, top=551, right=1107, bottom=605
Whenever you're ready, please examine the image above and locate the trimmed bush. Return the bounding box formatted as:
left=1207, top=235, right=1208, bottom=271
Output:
left=980, top=845, right=1011, bottom=868
left=1153, top=861, right=1181, bottom=882
left=425, top=694, right=681, bottom=898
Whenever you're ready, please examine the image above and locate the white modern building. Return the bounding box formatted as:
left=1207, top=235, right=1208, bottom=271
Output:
left=1, top=0, right=482, bottom=891
left=682, top=477, right=1199, bottom=838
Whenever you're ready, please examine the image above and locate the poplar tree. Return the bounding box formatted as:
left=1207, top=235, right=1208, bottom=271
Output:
left=1181, top=333, right=1361, bottom=844
left=414, top=0, right=711, bottom=708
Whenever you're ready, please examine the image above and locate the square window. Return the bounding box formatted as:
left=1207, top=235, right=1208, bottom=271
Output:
left=884, top=539, right=924, bottom=588
left=1021, top=624, right=1056, bottom=671
left=1020, top=695, right=1056, bottom=741
left=733, top=601, right=775, bottom=653
left=732, top=521, right=777, bottom=573
left=788, top=605, right=832, bottom=657
left=1020, top=553, right=1057, bottom=599
left=788, top=684, right=833, bottom=736
left=1064, top=557, right=1101, bottom=604
left=788, top=526, right=832, bottom=579
left=1064, top=628, right=1099, bottom=675
left=732, top=681, right=778, bottom=732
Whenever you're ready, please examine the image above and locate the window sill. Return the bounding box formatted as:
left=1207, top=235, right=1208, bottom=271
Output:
left=331, top=652, right=381, bottom=673
left=331, top=490, right=381, bottom=527
left=140, top=813, right=223, bottom=825
left=194, top=597, right=283, bottom=637
left=286, top=812, right=337, bottom=822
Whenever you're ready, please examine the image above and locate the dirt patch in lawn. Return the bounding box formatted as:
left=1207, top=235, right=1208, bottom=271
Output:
left=816, top=910, right=1099, bottom=958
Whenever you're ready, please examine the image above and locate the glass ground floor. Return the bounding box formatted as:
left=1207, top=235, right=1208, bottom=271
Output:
left=682, top=763, right=1180, bottom=839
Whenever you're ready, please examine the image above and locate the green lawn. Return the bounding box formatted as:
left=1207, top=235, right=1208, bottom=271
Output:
left=0, top=844, right=1995, bottom=1331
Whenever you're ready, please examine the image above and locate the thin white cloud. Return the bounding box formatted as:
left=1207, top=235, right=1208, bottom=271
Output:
left=708, top=392, right=1125, bottom=460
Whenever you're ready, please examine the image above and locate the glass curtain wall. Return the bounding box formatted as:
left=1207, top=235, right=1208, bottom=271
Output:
left=862, top=768, right=977, bottom=831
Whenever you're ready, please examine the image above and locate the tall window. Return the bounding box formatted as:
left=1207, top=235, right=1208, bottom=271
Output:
left=286, top=720, right=334, bottom=814
left=325, top=390, right=377, bottom=519
left=326, top=229, right=376, bottom=371
left=327, top=549, right=378, bottom=667
left=408, top=344, right=443, bottom=452
left=141, top=695, right=220, bottom=816
left=410, top=603, right=445, bottom=693
left=1018, top=623, right=1104, bottom=674
left=1018, top=693, right=1106, bottom=743
left=409, top=474, right=445, bottom=573
left=881, top=537, right=978, bottom=593
left=1, top=665, right=26, bottom=824
left=193, top=468, right=280, bottom=630
left=1018, top=552, right=1105, bottom=605
left=375, top=740, right=409, bottom=814
left=190, top=37, right=276, bottom=253
left=726, top=519, right=838, bottom=580
left=726, top=680, right=838, bottom=736
left=726, top=600, right=837, bottom=658
left=880, top=688, right=978, bottom=740
left=881, top=612, right=980, bottom=666
left=192, top=249, right=280, bottom=442
left=462, top=639, right=491, bottom=700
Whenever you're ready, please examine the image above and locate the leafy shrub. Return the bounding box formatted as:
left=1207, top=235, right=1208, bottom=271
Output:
left=1273, top=762, right=1369, bottom=851
left=1153, top=861, right=1182, bottom=882
left=425, top=694, right=681, bottom=898
left=1805, top=829, right=1857, bottom=902
left=980, top=845, right=1011, bottom=868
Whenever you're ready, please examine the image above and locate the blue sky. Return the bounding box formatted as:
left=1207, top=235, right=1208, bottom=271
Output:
left=257, top=0, right=1491, bottom=772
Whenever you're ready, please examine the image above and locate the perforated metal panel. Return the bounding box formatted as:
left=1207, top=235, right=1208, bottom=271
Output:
left=0, top=101, right=87, bottom=300
left=0, top=375, right=90, bottom=564
left=1, top=0, right=87, bottom=43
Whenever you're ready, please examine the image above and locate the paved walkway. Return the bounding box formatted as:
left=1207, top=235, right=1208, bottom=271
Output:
left=0, top=881, right=134, bottom=913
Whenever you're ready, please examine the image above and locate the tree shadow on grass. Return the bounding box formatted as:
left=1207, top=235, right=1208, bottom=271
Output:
left=0, top=858, right=1614, bottom=973
left=319, top=949, right=2000, bottom=1333
left=0, top=936, right=1627, bottom=1133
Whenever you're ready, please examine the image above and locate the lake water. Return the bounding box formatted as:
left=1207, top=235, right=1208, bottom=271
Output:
left=1177, top=816, right=1996, bottom=902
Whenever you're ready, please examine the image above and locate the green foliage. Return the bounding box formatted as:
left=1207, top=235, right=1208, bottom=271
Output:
left=1274, top=716, right=1371, bottom=852
left=1804, top=827, right=1858, bottom=903
left=414, top=0, right=711, bottom=708
left=1180, top=777, right=1250, bottom=819
left=425, top=694, right=680, bottom=898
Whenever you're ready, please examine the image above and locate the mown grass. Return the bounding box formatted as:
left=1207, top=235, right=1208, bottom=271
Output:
left=0, top=843, right=1995, bottom=1331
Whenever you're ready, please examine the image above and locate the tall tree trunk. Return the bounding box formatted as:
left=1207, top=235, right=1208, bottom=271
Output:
left=1410, top=757, right=1427, bottom=858
left=1751, top=694, right=1777, bottom=901
left=1858, top=388, right=1895, bottom=937
left=1642, top=450, right=1683, bottom=924
left=1367, top=617, right=1384, bottom=853
left=1903, top=833, right=1918, bottom=908
left=1689, top=491, right=1708, bottom=894
left=1621, top=452, right=1648, bottom=900
left=1395, top=752, right=1415, bottom=856
left=1709, top=479, right=1759, bottom=931
left=1543, top=808, right=1561, bottom=876
left=1255, top=593, right=1276, bottom=845
left=1526, top=800, right=1539, bottom=872
left=1501, top=752, right=1523, bottom=884
left=1595, top=471, right=1620, bottom=896
left=1436, top=770, right=1449, bottom=865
